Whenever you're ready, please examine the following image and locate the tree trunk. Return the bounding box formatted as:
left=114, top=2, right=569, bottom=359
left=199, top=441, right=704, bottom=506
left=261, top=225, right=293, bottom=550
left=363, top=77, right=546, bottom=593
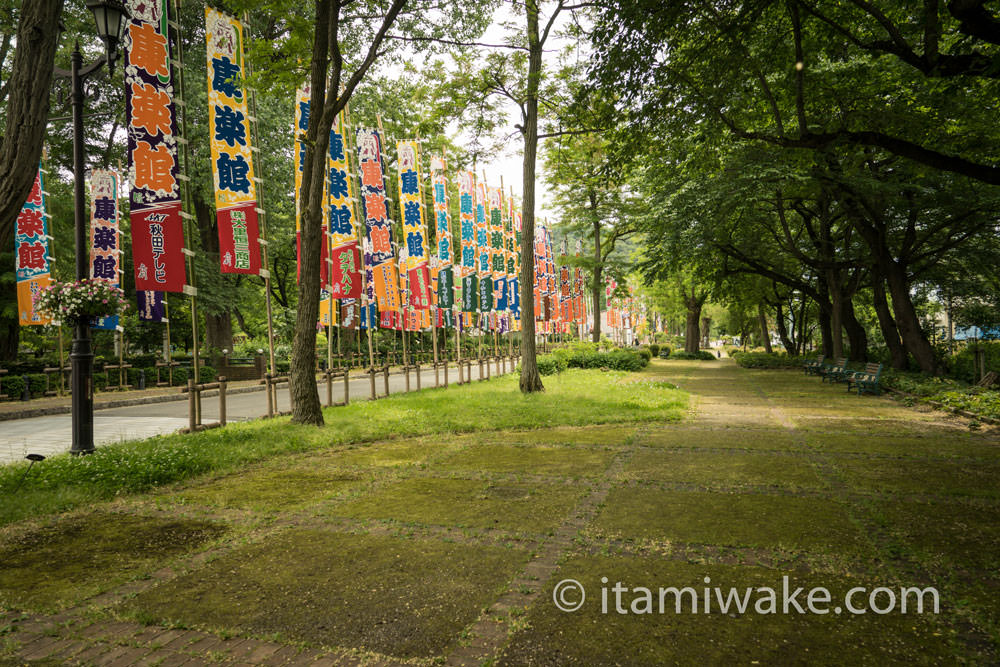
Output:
left=517, top=0, right=545, bottom=393
left=204, top=312, right=233, bottom=356
left=825, top=270, right=845, bottom=358
left=0, top=249, right=18, bottom=360
left=883, top=259, right=937, bottom=373
left=193, top=195, right=233, bottom=356
left=817, top=306, right=834, bottom=356
left=872, top=278, right=908, bottom=370
left=841, top=298, right=868, bottom=361
left=757, top=303, right=772, bottom=353
left=775, top=303, right=796, bottom=355
left=684, top=301, right=702, bottom=353
left=591, top=219, right=602, bottom=343
left=0, top=0, right=63, bottom=251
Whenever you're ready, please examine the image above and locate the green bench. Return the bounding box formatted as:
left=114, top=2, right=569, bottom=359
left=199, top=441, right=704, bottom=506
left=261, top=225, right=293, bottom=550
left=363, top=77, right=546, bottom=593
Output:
left=803, top=356, right=825, bottom=375
left=845, top=362, right=883, bottom=395
left=818, top=357, right=848, bottom=383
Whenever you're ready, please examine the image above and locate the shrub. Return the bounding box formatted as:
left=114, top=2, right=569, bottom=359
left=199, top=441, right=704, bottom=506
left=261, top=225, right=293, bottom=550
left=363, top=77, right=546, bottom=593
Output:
left=198, top=365, right=217, bottom=384
left=171, top=367, right=189, bottom=387
left=2, top=375, right=24, bottom=400
left=669, top=350, right=716, bottom=361
left=659, top=346, right=671, bottom=359
left=648, top=344, right=660, bottom=358
left=536, top=354, right=567, bottom=375
left=637, top=348, right=652, bottom=362
left=949, top=341, right=1000, bottom=384
left=730, top=352, right=808, bottom=369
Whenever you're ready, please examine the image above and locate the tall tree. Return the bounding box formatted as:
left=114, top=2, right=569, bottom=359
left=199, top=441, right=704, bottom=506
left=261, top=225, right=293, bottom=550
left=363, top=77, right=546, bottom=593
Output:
left=0, top=0, right=63, bottom=250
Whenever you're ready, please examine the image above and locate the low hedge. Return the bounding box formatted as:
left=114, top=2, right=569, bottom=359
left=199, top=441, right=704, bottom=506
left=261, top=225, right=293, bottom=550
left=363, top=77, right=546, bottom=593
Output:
left=668, top=350, right=716, bottom=361
left=535, top=348, right=650, bottom=375
left=730, top=351, right=811, bottom=369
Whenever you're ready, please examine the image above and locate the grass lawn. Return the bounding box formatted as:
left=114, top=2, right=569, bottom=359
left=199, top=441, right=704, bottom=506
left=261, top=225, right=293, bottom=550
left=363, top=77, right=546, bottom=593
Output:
left=0, top=359, right=998, bottom=664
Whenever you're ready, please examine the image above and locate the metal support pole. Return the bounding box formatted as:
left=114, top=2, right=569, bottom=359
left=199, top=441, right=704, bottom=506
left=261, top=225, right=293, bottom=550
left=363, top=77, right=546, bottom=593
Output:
left=218, top=376, right=227, bottom=427
left=69, top=46, right=96, bottom=455
left=187, top=378, right=197, bottom=432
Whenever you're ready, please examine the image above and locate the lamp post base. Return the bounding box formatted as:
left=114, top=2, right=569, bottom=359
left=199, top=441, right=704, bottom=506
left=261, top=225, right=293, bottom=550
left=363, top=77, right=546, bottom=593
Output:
left=70, top=321, right=95, bottom=455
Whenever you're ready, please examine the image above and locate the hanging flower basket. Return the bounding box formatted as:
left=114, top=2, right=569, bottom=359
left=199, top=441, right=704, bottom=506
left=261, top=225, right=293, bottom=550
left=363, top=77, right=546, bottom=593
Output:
left=34, top=279, right=129, bottom=325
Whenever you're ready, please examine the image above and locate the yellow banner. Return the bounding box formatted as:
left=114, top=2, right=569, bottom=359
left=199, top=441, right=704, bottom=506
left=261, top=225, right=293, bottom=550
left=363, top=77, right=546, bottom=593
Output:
left=205, top=8, right=256, bottom=211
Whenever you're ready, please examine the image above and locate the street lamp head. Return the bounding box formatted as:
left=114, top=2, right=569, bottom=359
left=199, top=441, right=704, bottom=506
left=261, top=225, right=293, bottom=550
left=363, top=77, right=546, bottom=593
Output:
left=87, top=0, right=129, bottom=75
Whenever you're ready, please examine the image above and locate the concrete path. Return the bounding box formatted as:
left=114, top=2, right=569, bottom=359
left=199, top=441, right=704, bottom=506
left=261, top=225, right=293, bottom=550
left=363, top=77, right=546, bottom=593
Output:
left=1, top=360, right=514, bottom=465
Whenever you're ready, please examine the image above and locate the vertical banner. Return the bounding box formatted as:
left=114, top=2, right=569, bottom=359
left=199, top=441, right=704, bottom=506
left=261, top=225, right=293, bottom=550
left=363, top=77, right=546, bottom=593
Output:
left=462, top=275, right=479, bottom=313
left=15, top=165, right=51, bottom=326
left=475, top=180, right=489, bottom=281
left=458, top=171, right=476, bottom=276
left=357, top=128, right=399, bottom=313
left=430, top=156, right=454, bottom=313
left=294, top=85, right=308, bottom=280
left=125, top=0, right=186, bottom=293
left=396, top=140, right=432, bottom=308
left=136, top=290, right=166, bottom=322
left=206, top=8, right=261, bottom=275
left=328, top=112, right=362, bottom=298
left=340, top=299, right=359, bottom=330
left=90, top=169, right=121, bottom=330
left=475, top=180, right=491, bottom=314
left=488, top=186, right=504, bottom=283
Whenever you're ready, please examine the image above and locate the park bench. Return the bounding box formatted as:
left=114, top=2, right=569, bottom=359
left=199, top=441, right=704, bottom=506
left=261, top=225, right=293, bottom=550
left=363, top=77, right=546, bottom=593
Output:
left=845, top=362, right=884, bottom=396
left=804, top=355, right=825, bottom=375
left=819, top=357, right=848, bottom=383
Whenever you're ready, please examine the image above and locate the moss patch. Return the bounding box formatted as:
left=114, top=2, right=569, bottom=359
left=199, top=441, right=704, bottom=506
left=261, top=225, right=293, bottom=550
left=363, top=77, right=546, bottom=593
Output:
left=835, top=459, right=1000, bottom=498
left=312, top=438, right=452, bottom=468
left=334, top=477, right=582, bottom=534
left=792, top=416, right=965, bottom=437
left=438, top=444, right=616, bottom=478
left=591, top=487, right=865, bottom=553
left=0, top=512, right=225, bottom=611
left=623, top=450, right=824, bottom=490
left=120, top=529, right=528, bottom=658
left=640, top=427, right=803, bottom=451
left=499, top=556, right=956, bottom=665
left=497, top=425, right=641, bottom=446
left=167, top=466, right=368, bottom=511
left=803, top=432, right=999, bottom=460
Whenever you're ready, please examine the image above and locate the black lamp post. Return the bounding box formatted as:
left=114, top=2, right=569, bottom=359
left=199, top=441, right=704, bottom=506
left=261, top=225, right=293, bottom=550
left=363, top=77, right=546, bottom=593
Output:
left=56, top=0, right=128, bottom=455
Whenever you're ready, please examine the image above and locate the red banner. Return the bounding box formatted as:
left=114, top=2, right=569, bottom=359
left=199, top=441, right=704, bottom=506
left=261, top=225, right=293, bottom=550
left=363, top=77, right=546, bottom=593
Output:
left=407, top=265, right=432, bottom=309
left=330, top=242, right=362, bottom=299
left=217, top=202, right=261, bottom=274
left=132, top=202, right=187, bottom=292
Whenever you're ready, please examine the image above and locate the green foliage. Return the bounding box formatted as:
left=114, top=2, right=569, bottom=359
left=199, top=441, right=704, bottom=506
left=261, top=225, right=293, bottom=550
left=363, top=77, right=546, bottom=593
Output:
left=931, top=390, right=1000, bottom=421
left=648, top=344, right=660, bottom=357
left=549, top=344, right=650, bottom=372
left=949, top=342, right=1000, bottom=384
left=730, top=352, right=808, bottom=369
left=668, top=350, right=715, bottom=361
left=536, top=355, right=567, bottom=376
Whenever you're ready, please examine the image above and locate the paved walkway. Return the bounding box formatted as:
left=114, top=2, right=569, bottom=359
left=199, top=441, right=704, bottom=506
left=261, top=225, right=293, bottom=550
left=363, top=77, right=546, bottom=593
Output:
left=1, top=360, right=514, bottom=464
left=2, top=359, right=998, bottom=664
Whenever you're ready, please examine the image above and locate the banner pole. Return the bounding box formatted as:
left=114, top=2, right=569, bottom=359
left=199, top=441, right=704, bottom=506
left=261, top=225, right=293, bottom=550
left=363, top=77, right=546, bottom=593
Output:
left=343, top=111, right=376, bottom=376
left=171, top=0, right=201, bottom=424
left=243, top=11, right=277, bottom=380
